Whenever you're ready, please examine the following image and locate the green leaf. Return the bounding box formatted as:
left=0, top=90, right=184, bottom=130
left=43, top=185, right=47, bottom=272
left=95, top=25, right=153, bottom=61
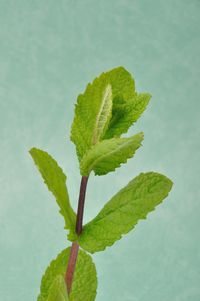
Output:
left=47, top=275, right=69, bottom=301
left=71, top=66, right=137, bottom=161
left=38, top=247, right=97, bottom=301
left=29, top=148, right=76, bottom=231
left=78, top=172, right=173, bottom=253
left=80, top=132, right=144, bottom=176
left=104, top=93, right=151, bottom=139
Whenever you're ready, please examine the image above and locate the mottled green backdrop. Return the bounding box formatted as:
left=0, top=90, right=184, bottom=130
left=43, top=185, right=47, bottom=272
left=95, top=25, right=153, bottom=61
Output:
left=0, top=1, right=199, bottom=300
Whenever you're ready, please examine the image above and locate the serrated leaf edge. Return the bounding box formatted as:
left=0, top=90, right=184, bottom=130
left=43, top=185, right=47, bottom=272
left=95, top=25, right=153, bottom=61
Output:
left=80, top=132, right=144, bottom=176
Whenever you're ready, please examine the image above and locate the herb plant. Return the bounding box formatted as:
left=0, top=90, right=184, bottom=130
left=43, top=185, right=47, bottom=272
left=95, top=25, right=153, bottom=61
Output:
left=30, top=67, right=173, bottom=301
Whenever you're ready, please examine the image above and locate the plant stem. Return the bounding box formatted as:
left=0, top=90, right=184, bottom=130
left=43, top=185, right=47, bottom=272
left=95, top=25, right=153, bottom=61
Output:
left=65, top=176, right=89, bottom=294
left=76, top=176, right=89, bottom=235
left=65, top=241, right=79, bottom=293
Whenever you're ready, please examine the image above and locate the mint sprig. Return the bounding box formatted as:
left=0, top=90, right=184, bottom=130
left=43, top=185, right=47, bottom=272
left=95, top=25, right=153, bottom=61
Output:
left=30, top=66, right=173, bottom=300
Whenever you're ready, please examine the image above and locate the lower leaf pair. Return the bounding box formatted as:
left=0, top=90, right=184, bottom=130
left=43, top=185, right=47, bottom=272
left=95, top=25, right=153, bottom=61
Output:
left=38, top=248, right=97, bottom=301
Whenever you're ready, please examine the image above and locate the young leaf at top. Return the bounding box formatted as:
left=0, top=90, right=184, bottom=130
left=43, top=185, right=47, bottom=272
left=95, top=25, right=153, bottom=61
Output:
left=47, top=275, right=69, bottom=301
left=71, top=67, right=136, bottom=160
left=71, top=74, right=113, bottom=162
left=71, top=67, right=151, bottom=165
left=78, top=172, right=173, bottom=253
left=80, top=132, right=144, bottom=176
left=38, top=247, right=97, bottom=301
left=29, top=148, right=76, bottom=232
left=104, top=92, right=151, bottom=139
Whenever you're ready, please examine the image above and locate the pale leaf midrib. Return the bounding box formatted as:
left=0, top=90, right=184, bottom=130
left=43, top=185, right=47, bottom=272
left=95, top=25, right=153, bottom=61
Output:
left=92, top=84, right=112, bottom=145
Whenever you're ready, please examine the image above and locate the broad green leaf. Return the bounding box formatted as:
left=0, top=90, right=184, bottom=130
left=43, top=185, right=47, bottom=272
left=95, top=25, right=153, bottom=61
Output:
left=47, top=275, right=69, bottom=301
left=78, top=172, right=173, bottom=253
left=29, top=148, right=76, bottom=231
left=80, top=132, right=144, bottom=176
left=71, top=66, right=137, bottom=161
left=104, top=93, right=151, bottom=139
left=38, top=247, right=97, bottom=301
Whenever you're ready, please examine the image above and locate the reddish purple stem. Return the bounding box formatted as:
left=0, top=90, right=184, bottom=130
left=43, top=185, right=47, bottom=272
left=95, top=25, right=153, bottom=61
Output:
left=65, top=176, right=89, bottom=294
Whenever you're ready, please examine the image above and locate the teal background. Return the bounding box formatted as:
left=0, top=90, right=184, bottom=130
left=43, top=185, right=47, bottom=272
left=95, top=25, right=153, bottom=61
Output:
left=0, top=1, right=199, bottom=300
